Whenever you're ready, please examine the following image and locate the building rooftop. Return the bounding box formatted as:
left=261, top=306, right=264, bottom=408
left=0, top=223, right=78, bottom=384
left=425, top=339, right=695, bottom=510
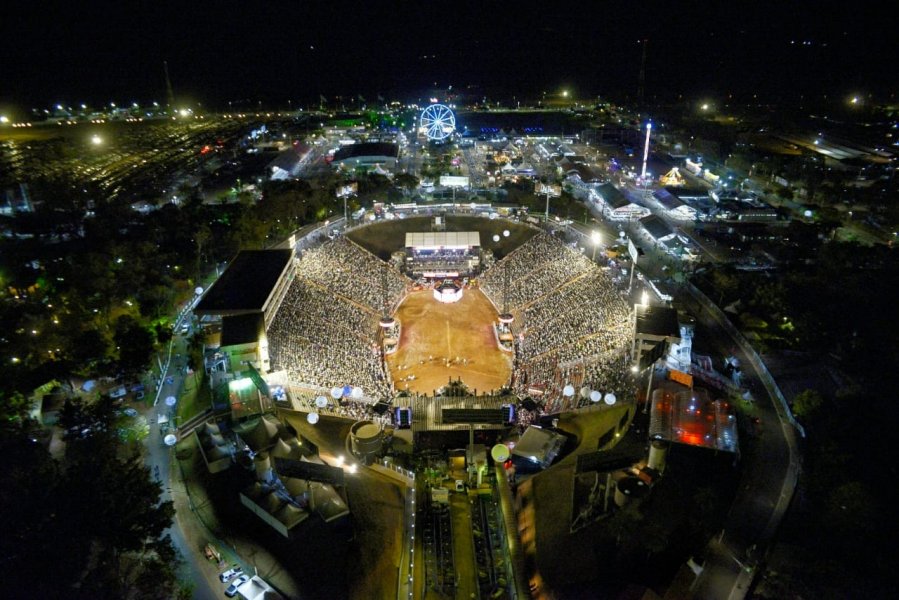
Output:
left=221, top=313, right=265, bottom=347
left=266, top=142, right=313, bottom=177
left=639, top=214, right=675, bottom=240
left=596, top=183, right=629, bottom=209
left=512, top=425, right=566, bottom=468
left=333, top=142, right=398, bottom=162
left=568, top=162, right=601, bottom=183
left=664, top=186, right=710, bottom=201
left=648, top=385, right=738, bottom=453
left=653, top=188, right=686, bottom=210
left=635, top=304, right=680, bottom=339
left=195, top=250, right=292, bottom=315
left=405, top=231, right=481, bottom=249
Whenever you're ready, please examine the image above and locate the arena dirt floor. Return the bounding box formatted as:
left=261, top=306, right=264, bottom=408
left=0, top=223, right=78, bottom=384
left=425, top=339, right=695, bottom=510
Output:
left=387, top=288, right=512, bottom=395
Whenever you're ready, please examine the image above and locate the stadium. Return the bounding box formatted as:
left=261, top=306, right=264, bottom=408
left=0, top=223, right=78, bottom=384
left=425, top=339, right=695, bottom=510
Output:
left=195, top=214, right=637, bottom=447
left=192, top=213, right=647, bottom=597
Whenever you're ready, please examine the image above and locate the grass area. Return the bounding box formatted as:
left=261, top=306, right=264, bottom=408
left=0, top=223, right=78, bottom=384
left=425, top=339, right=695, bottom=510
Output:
left=176, top=371, right=210, bottom=423
left=346, top=214, right=537, bottom=260
left=739, top=313, right=768, bottom=329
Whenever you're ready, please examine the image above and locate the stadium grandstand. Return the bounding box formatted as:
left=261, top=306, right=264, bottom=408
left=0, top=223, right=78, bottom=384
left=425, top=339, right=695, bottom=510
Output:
left=266, top=236, right=409, bottom=403
left=202, top=218, right=635, bottom=444
left=478, top=232, right=635, bottom=413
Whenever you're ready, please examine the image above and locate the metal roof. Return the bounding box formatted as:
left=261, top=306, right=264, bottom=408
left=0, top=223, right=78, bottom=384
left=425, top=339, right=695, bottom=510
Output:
left=195, top=250, right=293, bottom=315
left=332, top=142, right=398, bottom=162
left=639, top=214, right=675, bottom=240
left=405, top=231, right=481, bottom=249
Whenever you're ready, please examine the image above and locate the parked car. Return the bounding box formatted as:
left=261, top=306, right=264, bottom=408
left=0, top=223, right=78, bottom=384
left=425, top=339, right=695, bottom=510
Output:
left=219, top=565, right=243, bottom=582
left=225, top=575, right=250, bottom=597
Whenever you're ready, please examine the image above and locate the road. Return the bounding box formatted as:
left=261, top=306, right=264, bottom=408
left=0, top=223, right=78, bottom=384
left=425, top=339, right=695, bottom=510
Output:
left=461, top=145, right=482, bottom=187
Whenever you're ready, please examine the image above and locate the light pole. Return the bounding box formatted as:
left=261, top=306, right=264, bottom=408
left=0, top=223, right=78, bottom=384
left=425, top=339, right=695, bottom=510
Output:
left=591, top=230, right=601, bottom=261
left=537, top=181, right=561, bottom=223
left=336, top=182, right=358, bottom=225
left=628, top=251, right=638, bottom=296
left=640, top=121, right=652, bottom=180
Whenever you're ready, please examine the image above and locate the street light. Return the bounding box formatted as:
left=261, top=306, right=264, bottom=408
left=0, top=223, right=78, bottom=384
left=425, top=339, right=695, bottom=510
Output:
left=591, top=230, right=601, bottom=261
left=91, top=134, right=103, bottom=145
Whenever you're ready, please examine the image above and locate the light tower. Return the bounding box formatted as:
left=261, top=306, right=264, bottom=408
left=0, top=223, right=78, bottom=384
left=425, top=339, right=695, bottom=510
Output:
left=640, top=121, right=652, bottom=180
left=498, top=266, right=514, bottom=326
left=637, top=39, right=648, bottom=104
left=163, top=61, right=176, bottom=110
left=378, top=265, right=396, bottom=329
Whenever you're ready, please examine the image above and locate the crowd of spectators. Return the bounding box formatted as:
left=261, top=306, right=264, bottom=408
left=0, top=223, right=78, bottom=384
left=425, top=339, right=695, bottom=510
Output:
left=480, top=231, right=634, bottom=412
left=480, top=232, right=594, bottom=309
left=267, top=237, right=410, bottom=402
left=266, top=228, right=634, bottom=419
left=519, top=271, right=632, bottom=363
left=297, top=237, right=407, bottom=312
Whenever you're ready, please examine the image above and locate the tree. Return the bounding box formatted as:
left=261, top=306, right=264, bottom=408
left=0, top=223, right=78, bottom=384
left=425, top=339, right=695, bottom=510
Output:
left=394, top=172, right=420, bottom=194
left=71, top=328, right=110, bottom=367
left=58, top=396, right=179, bottom=599
left=154, top=322, right=173, bottom=346
left=791, top=389, right=825, bottom=421
left=114, top=315, right=156, bottom=377
left=193, top=223, right=212, bottom=274
left=2, top=395, right=180, bottom=598
left=186, top=333, right=203, bottom=369
left=0, top=395, right=71, bottom=597
left=777, top=187, right=794, bottom=200
left=709, top=268, right=740, bottom=305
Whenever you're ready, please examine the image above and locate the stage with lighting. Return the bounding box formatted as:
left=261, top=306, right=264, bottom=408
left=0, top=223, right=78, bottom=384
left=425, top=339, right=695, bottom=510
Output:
left=433, top=280, right=463, bottom=303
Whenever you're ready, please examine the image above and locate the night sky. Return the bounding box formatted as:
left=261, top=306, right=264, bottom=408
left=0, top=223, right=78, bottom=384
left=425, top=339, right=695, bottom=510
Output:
left=2, top=1, right=897, bottom=109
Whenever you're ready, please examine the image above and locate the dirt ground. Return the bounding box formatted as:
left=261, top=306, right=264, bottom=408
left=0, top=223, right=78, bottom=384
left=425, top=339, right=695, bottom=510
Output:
left=387, top=288, right=512, bottom=395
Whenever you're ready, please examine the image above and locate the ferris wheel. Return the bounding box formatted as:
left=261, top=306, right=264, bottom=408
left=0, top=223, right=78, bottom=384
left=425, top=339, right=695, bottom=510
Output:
left=420, top=104, right=456, bottom=141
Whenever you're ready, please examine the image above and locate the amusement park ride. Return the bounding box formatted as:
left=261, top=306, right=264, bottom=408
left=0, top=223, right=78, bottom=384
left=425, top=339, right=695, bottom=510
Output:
left=419, top=103, right=456, bottom=142
left=659, top=167, right=686, bottom=187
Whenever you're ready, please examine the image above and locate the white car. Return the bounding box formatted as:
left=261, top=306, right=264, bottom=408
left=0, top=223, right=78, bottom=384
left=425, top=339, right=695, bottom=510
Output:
left=219, top=565, right=243, bottom=582
left=225, top=574, right=250, bottom=597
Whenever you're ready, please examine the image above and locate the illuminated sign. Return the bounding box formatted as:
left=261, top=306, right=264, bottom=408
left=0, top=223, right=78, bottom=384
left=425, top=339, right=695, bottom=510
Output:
left=535, top=182, right=561, bottom=197
left=439, top=175, right=469, bottom=188
left=336, top=182, right=358, bottom=197
left=668, top=369, right=694, bottom=388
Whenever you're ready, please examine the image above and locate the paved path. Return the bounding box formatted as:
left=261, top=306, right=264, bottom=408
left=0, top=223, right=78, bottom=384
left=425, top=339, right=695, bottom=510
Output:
left=142, top=333, right=221, bottom=600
